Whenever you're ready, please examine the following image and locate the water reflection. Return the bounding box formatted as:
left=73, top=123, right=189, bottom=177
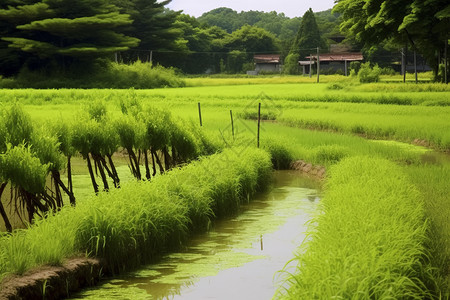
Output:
left=72, top=171, right=320, bottom=300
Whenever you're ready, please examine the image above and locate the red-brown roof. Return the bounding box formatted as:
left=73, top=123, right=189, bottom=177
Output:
left=254, top=54, right=280, bottom=64
left=305, top=52, right=363, bottom=62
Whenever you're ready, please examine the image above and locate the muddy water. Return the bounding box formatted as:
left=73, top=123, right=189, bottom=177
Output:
left=71, top=171, right=321, bottom=300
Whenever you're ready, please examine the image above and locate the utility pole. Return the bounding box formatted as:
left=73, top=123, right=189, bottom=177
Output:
left=317, top=47, right=320, bottom=83
left=403, top=45, right=408, bottom=83
left=445, top=37, right=448, bottom=84
left=414, top=50, right=418, bottom=84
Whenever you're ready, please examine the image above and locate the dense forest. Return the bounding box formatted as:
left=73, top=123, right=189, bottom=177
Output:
left=0, top=0, right=448, bottom=82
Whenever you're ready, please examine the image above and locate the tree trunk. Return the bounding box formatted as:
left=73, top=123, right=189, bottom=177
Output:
left=52, top=170, right=76, bottom=206
left=93, top=155, right=109, bottom=192
left=163, top=146, right=171, bottom=170
left=0, top=183, right=12, bottom=232
left=107, top=154, right=120, bottom=188
left=86, top=154, right=99, bottom=194
left=152, top=149, right=164, bottom=174
left=128, top=148, right=141, bottom=180
left=151, top=149, right=157, bottom=176
left=144, top=150, right=151, bottom=181
left=171, top=146, right=177, bottom=166
left=67, top=155, right=73, bottom=195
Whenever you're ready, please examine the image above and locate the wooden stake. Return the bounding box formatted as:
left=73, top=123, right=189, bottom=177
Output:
left=230, top=110, right=234, bottom=140
left=198, top=102, right=202, bottom=127
left=257, top=103, right=261, bottom=148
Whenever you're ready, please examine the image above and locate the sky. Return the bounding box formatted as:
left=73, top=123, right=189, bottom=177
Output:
left=165, top=0, right=336, bottom=18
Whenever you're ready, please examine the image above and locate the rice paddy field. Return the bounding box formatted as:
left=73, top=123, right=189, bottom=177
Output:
left=0, top=75, right=449, bottom=298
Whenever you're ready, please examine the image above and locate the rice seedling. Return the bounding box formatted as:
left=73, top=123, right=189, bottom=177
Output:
left=0, top=147, right=272, bottom=280
left=276, top=156, right=437, bottom=299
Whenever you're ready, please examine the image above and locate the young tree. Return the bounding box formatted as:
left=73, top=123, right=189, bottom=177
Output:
left=284, top=8, right=327, bottom=74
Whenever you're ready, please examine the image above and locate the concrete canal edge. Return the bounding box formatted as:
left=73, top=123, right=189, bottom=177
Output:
left=0, top=257, right=104, bottom=300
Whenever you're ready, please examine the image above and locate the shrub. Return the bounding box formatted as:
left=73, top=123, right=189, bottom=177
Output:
left=283, top=53, right=300, bottom=75
left=358, top=62, right=381, bottom=83
left=98, top=61, right=186, bottom=89
left=349, top=61, right=361, bottom=73
left=0, top=61, right=185, bottom=89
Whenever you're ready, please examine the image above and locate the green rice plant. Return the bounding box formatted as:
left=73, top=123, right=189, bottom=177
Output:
left=313, top=145, right=351, bottom=164
left=0, top=230, right=32, bottom=276
left=405, top=164, right=450, bottom=294
left=169, top=120, right=199, bottom=164
left=2, top=102, right=33, bottom=147
left=261, top=139, right=293, bottom=170
left=0, top=144, right=48, bottom=196
left=277, top=156, right=434, bottom=299
left=0, top=146, right=272, bottom=280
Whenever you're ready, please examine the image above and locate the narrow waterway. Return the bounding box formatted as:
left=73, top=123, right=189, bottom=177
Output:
left=71, top=171, right=321, bottom=300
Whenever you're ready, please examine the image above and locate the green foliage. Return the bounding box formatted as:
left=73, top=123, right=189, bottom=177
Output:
left=285, top=9, right=326, bottom=74
left=278, top=157, right=433, bottom=299
left=358, top=62, right=381, bottom=83
left=114, top=115, right=143, bottom=151
left=0, top=147, right=272, bottom=277
left=170, top=121, right=199, bottom=163
left=262, top=140, right=293, bottom=170
left=0, top=0, right=139, bottom=76
left=290, top=9, right=327, bottom=59
left=282, top=53, right=300, bottom=75
left=0, top=61, right=186, bottom=89
left=314, top=145, right=350, bottom=164
left=96, top=62, right=186, bottom=89
left=334, top=0, right=449, bottom=78
left=48, top=120, right=75, bottom=157
left=31, top=128, right=65, bottom=172
left=0, top=144, right=48, bottom=194
left=2, top=103, right=33, bottom=147
left=349, top=61, right=361, bottom=73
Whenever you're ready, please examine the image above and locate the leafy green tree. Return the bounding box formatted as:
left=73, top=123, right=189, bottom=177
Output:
left=334, top=0, right=449, bottom=79
left=221, top=25, right=280, bottom=73
left=0, top=0, right=139, bottom=75
left=111, top=0, right=185, bottom=65
left=284, top=8, right=327, bottom=74
left=224, top=25, right=280, bottom=53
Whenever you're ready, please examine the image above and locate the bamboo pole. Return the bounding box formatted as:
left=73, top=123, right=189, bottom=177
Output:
left=257, top=103, right=261, bottom=148
left=230, top=110, right=234, bottom=140
left=198, top=102, right=202, bottom=127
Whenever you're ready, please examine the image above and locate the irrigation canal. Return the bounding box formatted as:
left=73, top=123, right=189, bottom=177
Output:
left=71, top=171, right=321, bottom=300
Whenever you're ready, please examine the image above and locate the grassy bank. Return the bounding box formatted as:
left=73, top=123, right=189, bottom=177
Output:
left=276, top=156, right=441, bottom=299
left=0, top=147, right=271, bottom=282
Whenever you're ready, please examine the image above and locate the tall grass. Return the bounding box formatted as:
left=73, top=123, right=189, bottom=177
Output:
left=0, top=147, right=272, bottom=280
left=277, top=156, right=437, bottom=299
left=405, top=164, right=450, bottom=294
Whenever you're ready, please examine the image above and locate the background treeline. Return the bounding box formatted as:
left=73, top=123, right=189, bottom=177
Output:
left=0, top=0, right=341, bottom=81
left=0, top=0, right=448, bottom=82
